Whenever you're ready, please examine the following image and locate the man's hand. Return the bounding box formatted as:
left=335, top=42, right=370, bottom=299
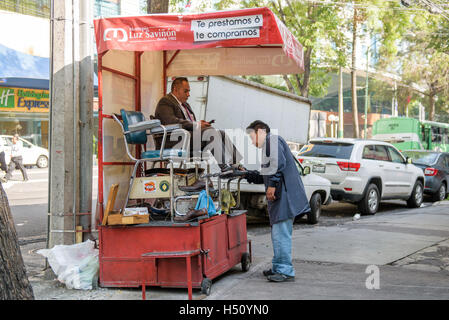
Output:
left=200, top=120, right=212, bottom=129
left=266, top=187, right=276, bottom=201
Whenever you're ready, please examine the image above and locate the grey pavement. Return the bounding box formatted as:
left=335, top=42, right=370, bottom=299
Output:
left=18, top=200, right=449, bottom=300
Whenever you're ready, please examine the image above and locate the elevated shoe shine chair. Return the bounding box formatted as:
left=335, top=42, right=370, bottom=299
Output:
left=113, top=108, right=190, bottom=218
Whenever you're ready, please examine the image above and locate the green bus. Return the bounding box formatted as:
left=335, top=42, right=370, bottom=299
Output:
left=372, top=117, right=449, bottom=152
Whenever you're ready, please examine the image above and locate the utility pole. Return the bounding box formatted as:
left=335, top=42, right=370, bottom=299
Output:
left=364, top=42, right=370, bottom=139
left=351, top=6, right=360, bottom=139
left=338, top=67, right=344, bottom=138
left=147, top=0, right=169, bottom=13
left=48, top=0, right=93, bottom=247
left=79, top=0, right=94, bottom=239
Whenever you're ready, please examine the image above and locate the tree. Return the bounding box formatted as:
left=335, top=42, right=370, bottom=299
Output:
left=0, top=182, right=34, bottom=300
left=146, top=0, right=169, bottom=13
left=397, top=10, right=449, bottom=121
left=402, top=50, right=449, bottom=120
left=221, top=0, right=345, bottom=99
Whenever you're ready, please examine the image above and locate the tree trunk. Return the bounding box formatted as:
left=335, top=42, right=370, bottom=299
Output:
left=0, top=182, right=34, bottom=300
left=282, top=75, right=296, bottom=94
left=147, top=0, right=169, bottom=13
left=429, top=93, right=436, bottom=121
left=299, top=47, right=312, bottom=98
left=351, top=6, right=360, bottom=139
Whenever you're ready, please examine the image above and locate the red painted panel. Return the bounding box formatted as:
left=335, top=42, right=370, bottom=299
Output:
left=99, top=212, right=248, bottom=289
left=227, top=213, right=247, bottom=251
left=200, top=215, right=229, bottom=279
left=157, top=256, right=202, bottom=288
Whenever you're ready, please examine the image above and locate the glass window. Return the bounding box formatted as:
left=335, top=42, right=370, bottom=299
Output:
left=292, top=154, right=305, bottom=176
left=388, top=147, right=405, bottom=163
left=4, top=137, right=13, bottom=146
left=20, top=139, right=32, bottom=148
left=402, top=151, right=439, bottom=165
left=443, top=129, right=449, bottom=145
left=374, top=145, right=390, bottom=161
left=443, top=156, right=449, bottom=169
left=298, top=142, right=354, bottom=159
left=95, top=0, right=120, bottom=18
left=431, top=126, right=442, bottom=143
left=362, top=145, right=376, bottom=160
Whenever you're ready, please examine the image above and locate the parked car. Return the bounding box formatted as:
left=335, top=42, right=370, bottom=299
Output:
left=0, top=135, right=49, bottom=168
left=296, top=138, right=425, bottom=215
left=402, top=150, right=449, bottom=202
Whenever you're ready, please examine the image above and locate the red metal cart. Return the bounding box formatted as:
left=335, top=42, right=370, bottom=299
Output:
left=94, top=7, right=304, bottom=299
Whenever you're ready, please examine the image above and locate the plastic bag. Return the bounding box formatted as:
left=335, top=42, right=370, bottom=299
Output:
left=37, top=239, right=99, bottom=290
left=195, top=190, right=217, bottom=216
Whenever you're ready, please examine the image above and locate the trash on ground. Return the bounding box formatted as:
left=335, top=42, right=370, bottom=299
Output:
left=37, top=239, right=99, bottom=290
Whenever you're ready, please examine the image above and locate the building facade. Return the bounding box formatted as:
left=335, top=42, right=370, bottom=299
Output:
left=0, top=0, right=142, bottom=148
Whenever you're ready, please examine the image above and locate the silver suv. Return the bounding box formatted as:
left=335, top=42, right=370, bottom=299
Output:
left=297, top=138, right=425, bottom=215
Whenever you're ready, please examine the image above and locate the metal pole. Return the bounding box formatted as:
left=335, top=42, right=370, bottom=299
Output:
left=364, top=45, right=369, bottom=139
left=72, top=0, right=79, bottom=244
left=338, top=67, right=344, bottom=138
left=46, top=0, right=55, bottom=254
left=79, top=0, right=94, bottom=240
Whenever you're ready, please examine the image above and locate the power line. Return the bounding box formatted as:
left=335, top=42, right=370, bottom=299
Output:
left=300, top=0, right=438, bottom=12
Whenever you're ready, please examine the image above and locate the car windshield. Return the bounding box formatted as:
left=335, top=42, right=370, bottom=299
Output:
left=403, top=151, right=439, bottom=165
left=298, top=142, right=354, bottom=159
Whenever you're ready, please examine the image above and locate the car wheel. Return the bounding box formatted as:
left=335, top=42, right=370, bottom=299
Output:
left=407, top=180, right=424, bottom=208
left=358, top=183, right=379, bottom=215
left=36, top=155, right=48, bottom=168
left=432, top=183, right=446, bottom=202
left=307, top=193, right=321, bottom=224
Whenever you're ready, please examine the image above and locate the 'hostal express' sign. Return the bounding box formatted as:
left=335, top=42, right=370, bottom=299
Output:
left=0, top=86, right=49, bottom=113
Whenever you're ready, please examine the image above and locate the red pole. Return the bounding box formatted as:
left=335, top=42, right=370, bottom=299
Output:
left=163, top=50, right=167, bottom=96
left=98, top=52, right=104, bottom=223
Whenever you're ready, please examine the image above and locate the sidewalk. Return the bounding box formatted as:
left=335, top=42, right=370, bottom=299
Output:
left=21, top=201, right=449, bottom=300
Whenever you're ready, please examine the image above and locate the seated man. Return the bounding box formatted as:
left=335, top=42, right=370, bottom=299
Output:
left=154, top=77, right=242, bottom=172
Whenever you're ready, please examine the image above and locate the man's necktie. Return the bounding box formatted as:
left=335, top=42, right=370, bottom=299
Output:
left=182, top=103, right=194, bottom=121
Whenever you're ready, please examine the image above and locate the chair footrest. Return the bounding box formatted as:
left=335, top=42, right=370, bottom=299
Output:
left=127, top=120, right=161, bottom=132
left=150, top=124, right=182, bottom=134
left=141, top=149, right=186, bottom=159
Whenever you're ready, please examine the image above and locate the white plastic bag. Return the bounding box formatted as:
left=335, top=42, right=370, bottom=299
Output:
left=37, top=240, right=99, bottom=290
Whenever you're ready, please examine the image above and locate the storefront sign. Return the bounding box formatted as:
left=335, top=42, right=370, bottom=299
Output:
left=0, top=86, right=49, bottom=113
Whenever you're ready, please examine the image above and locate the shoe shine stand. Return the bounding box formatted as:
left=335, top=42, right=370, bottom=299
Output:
left=94, top=8, right=304, bottom=299
left=100, top=152, right=251, bottom=300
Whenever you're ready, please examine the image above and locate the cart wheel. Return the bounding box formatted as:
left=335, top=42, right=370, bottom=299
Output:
left=241, top=252, right=251, bottom=272
left=201, top=278, right=212, bottom=296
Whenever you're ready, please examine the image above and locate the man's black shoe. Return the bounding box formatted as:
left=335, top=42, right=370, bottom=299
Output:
left=219, top=164, right=233, bottom=172
left=263, top=269, right=275, bottom=277
left=267, top=273, right=295, bottom=282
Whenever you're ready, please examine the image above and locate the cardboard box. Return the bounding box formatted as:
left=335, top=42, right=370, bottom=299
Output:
left=107, top=212, right=150, bottom=225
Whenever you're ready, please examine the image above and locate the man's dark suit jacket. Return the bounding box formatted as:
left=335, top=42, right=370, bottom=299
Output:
left=154, top=93, right=196, bottom=131
left=154, top=93, right=197, bottom=148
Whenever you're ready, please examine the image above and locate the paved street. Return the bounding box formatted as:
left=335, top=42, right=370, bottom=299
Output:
left=2, top=166, right=98, bottom=242
left=4, top=166, right=449, bottom=300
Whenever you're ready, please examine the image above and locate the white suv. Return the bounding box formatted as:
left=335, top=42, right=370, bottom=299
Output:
left=297, top=138, right=425, bottom=215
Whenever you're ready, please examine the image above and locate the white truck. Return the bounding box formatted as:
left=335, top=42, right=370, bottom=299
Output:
left=168, top=76, right=331, bottom=223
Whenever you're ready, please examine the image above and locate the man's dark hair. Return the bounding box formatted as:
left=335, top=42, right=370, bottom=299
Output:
left=171, top=77, right=188, bottom=92
left=246, top=120, right=270, bottom=133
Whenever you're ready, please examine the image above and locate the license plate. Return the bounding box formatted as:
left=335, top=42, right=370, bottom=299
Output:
left=312, top=165, right=326, bottom=173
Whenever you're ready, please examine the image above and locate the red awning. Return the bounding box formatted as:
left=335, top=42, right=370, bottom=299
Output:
left=94, top=7, right=304, bottom=73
